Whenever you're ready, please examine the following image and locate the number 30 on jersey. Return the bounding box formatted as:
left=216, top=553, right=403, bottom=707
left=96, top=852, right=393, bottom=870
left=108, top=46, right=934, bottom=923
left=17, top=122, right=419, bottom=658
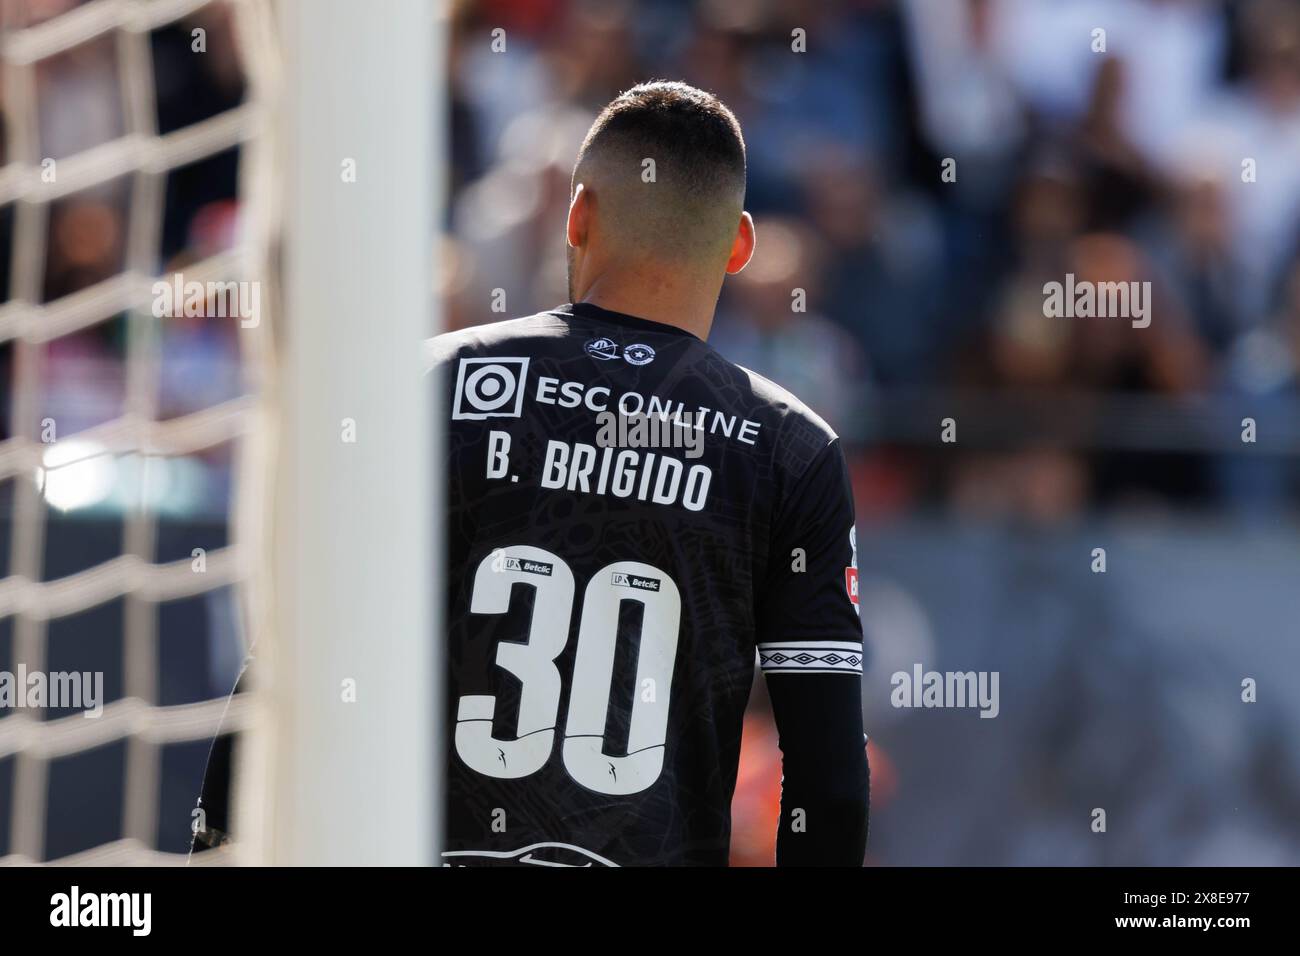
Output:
left=455, top=546, right=681, bottom=796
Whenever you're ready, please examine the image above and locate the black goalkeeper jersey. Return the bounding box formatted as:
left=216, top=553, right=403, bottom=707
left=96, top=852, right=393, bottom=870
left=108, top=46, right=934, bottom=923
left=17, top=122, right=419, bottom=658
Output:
left=429, top=302, right=864, bottom=867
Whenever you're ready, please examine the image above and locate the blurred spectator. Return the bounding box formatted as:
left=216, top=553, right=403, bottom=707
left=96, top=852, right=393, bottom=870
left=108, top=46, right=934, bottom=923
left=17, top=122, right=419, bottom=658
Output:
left=1174, top=0, right=1300, bottom=326
left=799, top=147, right=944, bottom=384
left=711, top=217, right=872, bottom=440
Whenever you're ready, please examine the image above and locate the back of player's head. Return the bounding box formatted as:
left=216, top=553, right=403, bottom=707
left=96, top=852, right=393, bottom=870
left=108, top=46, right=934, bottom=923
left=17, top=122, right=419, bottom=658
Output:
left=573, top=81, right=747, bottom=267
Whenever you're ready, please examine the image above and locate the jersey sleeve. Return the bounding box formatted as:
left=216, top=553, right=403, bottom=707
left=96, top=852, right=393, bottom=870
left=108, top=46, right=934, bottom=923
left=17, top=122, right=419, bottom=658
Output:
left=756, top=437, right=863, bottom=673
left=757, top=437, right=869, bottom=865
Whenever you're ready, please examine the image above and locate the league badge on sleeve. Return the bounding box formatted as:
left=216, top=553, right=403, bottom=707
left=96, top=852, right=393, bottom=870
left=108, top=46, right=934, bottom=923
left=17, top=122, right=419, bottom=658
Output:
left=845, top=526, right=859, bottom=614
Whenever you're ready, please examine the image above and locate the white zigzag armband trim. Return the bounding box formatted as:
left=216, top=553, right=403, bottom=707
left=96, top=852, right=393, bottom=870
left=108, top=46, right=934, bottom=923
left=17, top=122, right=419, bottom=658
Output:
left=757, top=641, right=863, bottom=675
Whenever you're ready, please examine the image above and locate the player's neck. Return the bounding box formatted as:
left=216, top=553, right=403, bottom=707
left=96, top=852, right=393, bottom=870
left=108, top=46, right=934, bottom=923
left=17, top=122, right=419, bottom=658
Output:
left=575, top=273, right=718, bottom=342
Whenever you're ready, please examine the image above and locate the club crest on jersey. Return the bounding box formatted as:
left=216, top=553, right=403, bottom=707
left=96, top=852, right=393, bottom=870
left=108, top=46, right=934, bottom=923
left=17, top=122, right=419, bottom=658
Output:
left=845, top=526, right=860, bottom=614
left=452, top=357, right=529, bottom=420
left=585, top=337, right=620, bottom=361
left=623, top=343, right=656, bottom=366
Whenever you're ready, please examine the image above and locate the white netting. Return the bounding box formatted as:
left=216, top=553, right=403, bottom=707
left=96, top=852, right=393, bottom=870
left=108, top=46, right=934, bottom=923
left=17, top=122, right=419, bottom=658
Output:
left=0, top=0, right=279, bottom=865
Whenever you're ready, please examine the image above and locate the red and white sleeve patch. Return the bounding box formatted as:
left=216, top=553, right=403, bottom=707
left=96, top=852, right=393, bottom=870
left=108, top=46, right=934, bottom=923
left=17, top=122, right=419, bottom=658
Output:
left=845, top=527, right=859, bottom=614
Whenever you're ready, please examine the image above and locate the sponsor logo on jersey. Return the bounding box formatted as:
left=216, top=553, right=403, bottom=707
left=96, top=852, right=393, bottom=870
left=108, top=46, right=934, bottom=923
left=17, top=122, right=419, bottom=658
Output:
left=585, top=337, right=620, bottom=360
left=611, top=571, right=660, bottom=592
left=502, top=555, right=553, bottom=576
left=845, top=526, right=860, bottom=614
left=623, top=343, right=655, bottom=365
left=452, top=357, right=530, bottom=420
left=532, top=376, right=765, bottom=448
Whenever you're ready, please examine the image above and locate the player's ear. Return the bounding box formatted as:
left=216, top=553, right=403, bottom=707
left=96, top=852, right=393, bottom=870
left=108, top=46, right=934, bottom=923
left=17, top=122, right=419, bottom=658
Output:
left=566, top=183, right=589, bottom=249
left=725, top=211, right=755, bottom=275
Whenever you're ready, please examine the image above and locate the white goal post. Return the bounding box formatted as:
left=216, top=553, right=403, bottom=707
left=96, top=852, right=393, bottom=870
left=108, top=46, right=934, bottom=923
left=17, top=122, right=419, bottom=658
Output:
left=257, top=0, right=444, bottom=865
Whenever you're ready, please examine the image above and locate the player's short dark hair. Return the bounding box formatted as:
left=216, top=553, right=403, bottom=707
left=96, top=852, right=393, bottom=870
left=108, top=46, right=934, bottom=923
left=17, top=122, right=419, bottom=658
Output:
left=573, top=81, right=747, bottom=262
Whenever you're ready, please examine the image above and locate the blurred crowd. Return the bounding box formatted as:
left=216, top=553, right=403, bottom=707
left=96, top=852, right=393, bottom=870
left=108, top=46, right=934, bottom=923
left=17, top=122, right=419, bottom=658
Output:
left=446, top=0, right=1300, bottom=519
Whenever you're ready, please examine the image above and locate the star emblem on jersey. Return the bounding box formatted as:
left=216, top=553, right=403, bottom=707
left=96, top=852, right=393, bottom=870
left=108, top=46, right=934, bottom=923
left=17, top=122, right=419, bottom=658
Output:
left=585, top=337, right=620, bottom=360
left=623, top=343, right=655, bottom=365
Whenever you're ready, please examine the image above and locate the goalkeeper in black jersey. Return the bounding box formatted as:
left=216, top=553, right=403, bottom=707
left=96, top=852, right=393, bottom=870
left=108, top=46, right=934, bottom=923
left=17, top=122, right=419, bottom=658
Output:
left=429, top=81, right=869, bottom=866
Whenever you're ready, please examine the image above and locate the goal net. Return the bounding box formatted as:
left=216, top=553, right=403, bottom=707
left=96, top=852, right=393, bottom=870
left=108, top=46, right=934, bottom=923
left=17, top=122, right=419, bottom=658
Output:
left=0, top=0, right=279, bottom=866
left=0, top=0, right=438, bottom=866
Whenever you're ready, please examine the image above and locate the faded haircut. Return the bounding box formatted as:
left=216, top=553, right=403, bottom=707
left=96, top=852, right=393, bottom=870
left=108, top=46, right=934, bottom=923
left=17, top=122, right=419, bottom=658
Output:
left=573, top=80, right=747, bottom=265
